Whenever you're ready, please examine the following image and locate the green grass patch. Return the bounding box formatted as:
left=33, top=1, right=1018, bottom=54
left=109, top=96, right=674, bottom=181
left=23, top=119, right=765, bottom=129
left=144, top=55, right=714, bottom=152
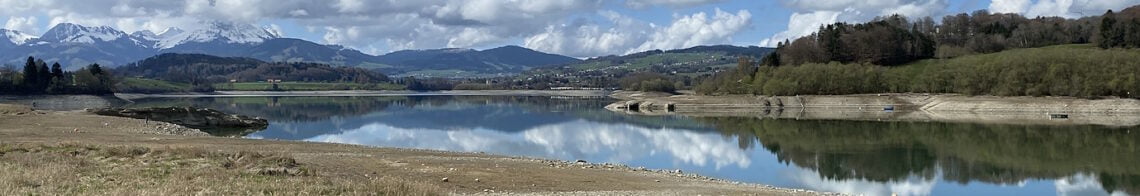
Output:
left=116, top=77, right=192, bottom=93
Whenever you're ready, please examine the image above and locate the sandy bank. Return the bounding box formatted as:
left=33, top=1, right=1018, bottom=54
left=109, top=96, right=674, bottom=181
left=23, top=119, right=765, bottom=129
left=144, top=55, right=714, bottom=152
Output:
left=608, top=91, right=1140, bottom=126
left=0, top=104, right=823, bottom=195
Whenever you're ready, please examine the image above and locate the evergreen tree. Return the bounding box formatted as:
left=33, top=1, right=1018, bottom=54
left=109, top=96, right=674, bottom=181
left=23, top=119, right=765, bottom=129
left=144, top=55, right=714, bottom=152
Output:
left=48, top=62, right=66, bottom=93
left=1100, top=10, right=1119, bottom=48
left=36, top=59, right=50, bottom=91
left=21, top=56, right=36, bottom=91
left=51, top=63, right=63, bottom=79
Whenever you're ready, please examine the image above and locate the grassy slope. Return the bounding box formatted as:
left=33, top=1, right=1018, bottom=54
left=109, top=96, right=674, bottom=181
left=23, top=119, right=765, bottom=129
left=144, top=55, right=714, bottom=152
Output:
left=116, top=78, right=192, bottom=93
left=716, top=44, right=1140, bottom=97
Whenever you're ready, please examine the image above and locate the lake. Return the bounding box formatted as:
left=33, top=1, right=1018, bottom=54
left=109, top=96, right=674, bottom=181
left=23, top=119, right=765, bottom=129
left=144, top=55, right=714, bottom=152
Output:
left=125, top=95, right=1140, bottom=196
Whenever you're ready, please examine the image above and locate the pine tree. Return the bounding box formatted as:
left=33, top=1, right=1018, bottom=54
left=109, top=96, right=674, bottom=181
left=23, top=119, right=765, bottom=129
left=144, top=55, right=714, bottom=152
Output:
left=21, top=56, right=36, bottom=91
left=36, top=59, right=50, bottom=92
left=48, top=62, right=65, bottom=93
left=51, top=63, right=63, bottom=79
left=1100, top=10, right=1119, bottom=48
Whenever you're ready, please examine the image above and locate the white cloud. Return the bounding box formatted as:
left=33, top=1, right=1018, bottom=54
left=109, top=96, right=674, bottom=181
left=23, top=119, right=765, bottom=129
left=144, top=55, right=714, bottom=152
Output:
left=760, top=0, right=949, bottom=47
left=759, top=11, right=840, bottom=47
left=4, top=16, right=38, bottom=34
left=989, top=0, right=1032, bottom=14
left=634, top=9, right=751, bottom=52
left=0, top=0, right=753, bottom=56
left=523, top=11, right=652, bottom=57
left=990, top=0, right=1140, bottom=18
left=525, top=9, right=752, bottom=57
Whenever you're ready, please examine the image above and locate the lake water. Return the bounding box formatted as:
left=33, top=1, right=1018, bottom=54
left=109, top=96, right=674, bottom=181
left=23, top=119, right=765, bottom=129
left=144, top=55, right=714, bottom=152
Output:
left=126, top=95, right=1140, bottom=196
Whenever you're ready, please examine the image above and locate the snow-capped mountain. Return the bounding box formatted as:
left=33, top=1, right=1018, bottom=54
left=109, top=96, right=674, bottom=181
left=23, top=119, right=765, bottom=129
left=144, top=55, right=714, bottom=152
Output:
left=157, top=21, right=280, bottom=49
left=0, top=22, right=581, bottom=75
left=38, top=23, right=129, bottom=44
left=1, top=29, right=38, bottom=45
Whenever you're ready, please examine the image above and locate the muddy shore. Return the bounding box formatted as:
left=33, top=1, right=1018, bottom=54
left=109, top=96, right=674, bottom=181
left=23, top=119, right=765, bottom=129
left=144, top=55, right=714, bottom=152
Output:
left=607, top=91, right=1140, bottom=127
left=0, top=103, right=824, bottom=195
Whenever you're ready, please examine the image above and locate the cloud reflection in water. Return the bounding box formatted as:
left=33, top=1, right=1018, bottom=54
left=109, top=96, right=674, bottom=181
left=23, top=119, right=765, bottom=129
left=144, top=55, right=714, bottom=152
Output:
left=305, top=119, right=751, bottom=169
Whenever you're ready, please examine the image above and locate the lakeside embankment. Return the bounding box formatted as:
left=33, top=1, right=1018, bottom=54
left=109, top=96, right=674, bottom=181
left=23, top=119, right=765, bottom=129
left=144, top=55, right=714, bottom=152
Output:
left=607, top=91, right=1140, bottom=126
left=0, top=103, right=823, bottom=195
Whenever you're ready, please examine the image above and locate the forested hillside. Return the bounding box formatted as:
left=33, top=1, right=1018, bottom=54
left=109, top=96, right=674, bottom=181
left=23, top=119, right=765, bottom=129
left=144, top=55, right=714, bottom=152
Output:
left=115, top=53, right=389, bottom=87
left=698, top=5, right=1140, bottom=98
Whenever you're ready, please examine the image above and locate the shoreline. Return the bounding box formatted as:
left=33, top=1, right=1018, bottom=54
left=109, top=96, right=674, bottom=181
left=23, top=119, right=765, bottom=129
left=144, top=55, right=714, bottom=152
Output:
left=606, top=91, right=1140, bottom=127
left=0, top=103, right=823, bottom=195
left=115, top=90, right=613, bottom=99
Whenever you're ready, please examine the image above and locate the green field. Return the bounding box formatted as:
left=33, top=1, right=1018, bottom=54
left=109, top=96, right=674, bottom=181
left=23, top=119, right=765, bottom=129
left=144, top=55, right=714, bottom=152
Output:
left=116, top=77, right=193, bottom=93
left=213, top=82, right=404, bottom=91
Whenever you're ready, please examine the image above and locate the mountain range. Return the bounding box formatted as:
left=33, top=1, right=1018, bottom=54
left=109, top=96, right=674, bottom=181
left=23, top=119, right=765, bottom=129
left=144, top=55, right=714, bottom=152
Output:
left=0, top=22, right=581, bottom=76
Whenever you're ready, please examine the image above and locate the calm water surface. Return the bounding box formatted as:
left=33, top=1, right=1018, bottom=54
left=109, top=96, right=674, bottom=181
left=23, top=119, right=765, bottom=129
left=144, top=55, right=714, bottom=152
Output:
left=127, top=96, right=1140, bottom=196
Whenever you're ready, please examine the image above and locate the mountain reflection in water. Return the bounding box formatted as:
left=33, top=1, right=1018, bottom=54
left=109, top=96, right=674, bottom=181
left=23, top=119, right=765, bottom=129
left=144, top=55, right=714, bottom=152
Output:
left=127, top=96, right=1140, bottom=196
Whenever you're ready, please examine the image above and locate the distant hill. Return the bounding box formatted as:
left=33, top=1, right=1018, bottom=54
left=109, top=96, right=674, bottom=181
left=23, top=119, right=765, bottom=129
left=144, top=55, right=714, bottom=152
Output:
left=374, top=45, right=582, bottom=76
left=515, top=45, right=774, bottom=89
left=547, top=45, right=774, bottom=72
left=0, top=23, right=581, bottom=77
left=114, top=53, right=388, bottom=84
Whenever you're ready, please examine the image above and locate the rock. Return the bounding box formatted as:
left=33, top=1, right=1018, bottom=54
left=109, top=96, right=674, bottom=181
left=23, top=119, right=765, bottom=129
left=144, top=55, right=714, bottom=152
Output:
left=441, top=178, right=449, bottom=182
left=575, top=159, right=587, bottom=163
left=89, top=107, right=268, bottom=135
left=251, top=167, right=300, bottom=176
left=475, top=178, right=481, bottom=182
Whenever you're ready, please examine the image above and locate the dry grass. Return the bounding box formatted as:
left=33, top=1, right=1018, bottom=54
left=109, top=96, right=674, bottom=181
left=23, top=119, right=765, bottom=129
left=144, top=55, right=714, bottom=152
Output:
left=0, top=143, right=437, bottom=195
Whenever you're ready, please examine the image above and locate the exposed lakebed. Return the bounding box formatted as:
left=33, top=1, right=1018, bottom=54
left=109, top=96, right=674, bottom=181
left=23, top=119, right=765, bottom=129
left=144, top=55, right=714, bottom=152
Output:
left=121, top=95, right=1140, bottom=196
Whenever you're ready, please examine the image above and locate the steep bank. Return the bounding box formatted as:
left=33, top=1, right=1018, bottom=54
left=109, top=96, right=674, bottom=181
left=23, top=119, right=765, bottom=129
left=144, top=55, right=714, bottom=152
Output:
left=0, top=104, right=822, bottom=195
left=608, top=91, right=1140, bottom=126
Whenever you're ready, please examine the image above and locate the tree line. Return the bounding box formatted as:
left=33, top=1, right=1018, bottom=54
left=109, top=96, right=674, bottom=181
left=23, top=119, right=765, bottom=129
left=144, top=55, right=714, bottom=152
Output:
left=699, top=5, right=1140, bottom=97
left=0, top=56, right=114, bottom=95
left=115, top=53, right=390, bottom=91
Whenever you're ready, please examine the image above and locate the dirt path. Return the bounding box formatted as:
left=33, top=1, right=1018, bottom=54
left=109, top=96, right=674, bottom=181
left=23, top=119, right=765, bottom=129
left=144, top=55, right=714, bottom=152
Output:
left=0, top=104, right=824, bottom=195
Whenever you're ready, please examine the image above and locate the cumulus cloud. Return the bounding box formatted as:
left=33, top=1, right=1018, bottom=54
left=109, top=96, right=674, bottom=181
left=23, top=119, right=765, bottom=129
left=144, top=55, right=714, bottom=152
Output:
left=633, top=9, right=751, bottom=52
left=525, top=9, right=752, bottom=57
left=4, top=16, right=38, bottom=34
left=0, top=0, right=753, bottom=56
left=989, top=0, right=1140, bottom=18
left=760, top=0, right=949, bottom=47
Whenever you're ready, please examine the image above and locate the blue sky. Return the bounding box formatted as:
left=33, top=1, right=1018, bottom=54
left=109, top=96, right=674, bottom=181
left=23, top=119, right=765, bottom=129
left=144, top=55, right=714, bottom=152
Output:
left=2, top=0, right=1137, bottom=57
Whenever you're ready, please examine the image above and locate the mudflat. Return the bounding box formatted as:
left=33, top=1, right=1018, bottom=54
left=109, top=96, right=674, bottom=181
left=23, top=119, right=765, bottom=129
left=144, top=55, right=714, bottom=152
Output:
left=0, top=104, right=824, bottom=195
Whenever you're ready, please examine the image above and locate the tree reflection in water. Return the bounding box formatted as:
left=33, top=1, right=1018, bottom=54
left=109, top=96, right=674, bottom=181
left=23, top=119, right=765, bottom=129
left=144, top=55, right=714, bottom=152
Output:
left=700, top=117, right=1140, bottom=195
